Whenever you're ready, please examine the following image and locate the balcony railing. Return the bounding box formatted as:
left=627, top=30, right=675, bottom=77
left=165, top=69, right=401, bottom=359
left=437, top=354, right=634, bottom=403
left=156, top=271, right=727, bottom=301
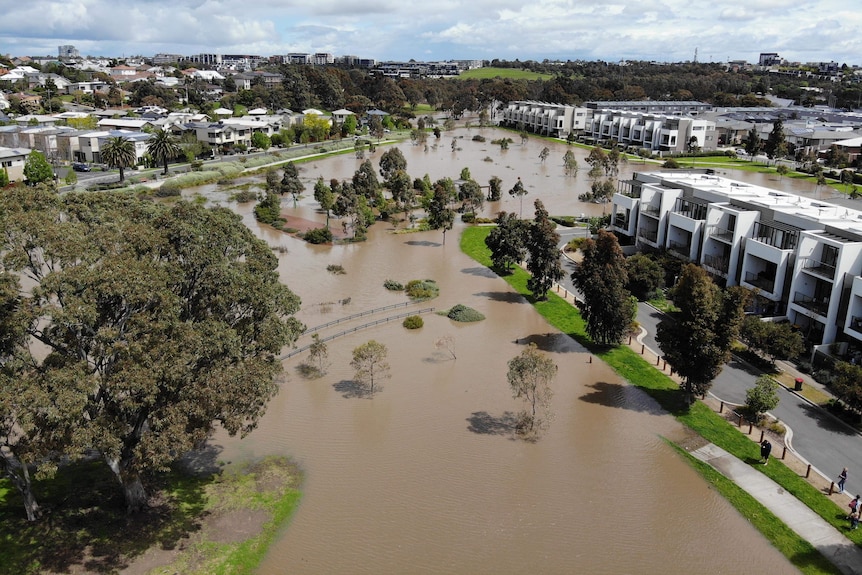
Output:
left=667, top=240, right=691, bottom=259
left=802, top=258, right=836, bottom=280
left=641, top=204, right=661, bottom=217
left=638, top=227, right=658, bottom=243
left=708, top=226, right=735, bottom=242
left=702, top=253, right=730, bottom=274
left=849, top=316, right=862, bottom=333
left=613, top=215, right=628, bottom=229
left=743, top=271, right=775, bottom=294
left=793, top=291, right=829, bottom=317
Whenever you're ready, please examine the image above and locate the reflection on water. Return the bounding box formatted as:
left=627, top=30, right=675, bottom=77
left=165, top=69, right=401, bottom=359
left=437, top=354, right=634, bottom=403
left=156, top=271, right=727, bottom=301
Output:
left=200, top=131, right=797, bottom=574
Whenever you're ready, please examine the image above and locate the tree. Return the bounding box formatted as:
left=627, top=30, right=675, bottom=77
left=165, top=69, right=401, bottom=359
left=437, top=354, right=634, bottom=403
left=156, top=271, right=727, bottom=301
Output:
left=539, top=147, right=550, bottom=164
left=350, top=340, right=390, bottom=394
left=100, top=135, right=137, bottom=183
left=831, top=362, right=862, bottom=413
left=509, top=177, right=528, bottom=216
left=251, top=131, right=272, bottom=151
left=458, top=179, right=484, bottom=214
left=745, top=376, right=780, bottom=422
left=281, top=161, right=304, bottom=206
left=379, top=147, right=407, bottom=183
left=308, top=334, right=329, bottom=375
left=776, top=164, right=790, bottom=179
left=763, top=119, right=787, bottom=163
left=313, top=177, right=335, bottom=227
left=0, top=168, right=9, bottom=188
left=488, top=175, right=503, bottom=201
left=572, top=230, right=634, bottom=345
left=525, top=199, right=564, bottom=301
left=485, top=211, right=528, bottom=272
left=625, top=254, right=664, bottom=300
left=744, top=127, right=762, bottom=159
left=427, top=182, right=455, bottom=244
left=656, top=264, right=746, bottom=404
left=507, top=344, right=556, bottom=436
left=0, top=191, right=303, bottom=513
left=563, top=150, right=578, bottom=176
left=23, top=150, right=53, bottom=185
left=739, top=316, right=803, bottom=364
left=146, top=129, right=181, bottom=175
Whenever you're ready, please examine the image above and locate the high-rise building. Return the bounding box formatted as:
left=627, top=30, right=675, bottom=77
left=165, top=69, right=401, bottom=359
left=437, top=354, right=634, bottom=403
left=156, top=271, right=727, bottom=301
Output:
left=58, top=45, right=79, bottom=59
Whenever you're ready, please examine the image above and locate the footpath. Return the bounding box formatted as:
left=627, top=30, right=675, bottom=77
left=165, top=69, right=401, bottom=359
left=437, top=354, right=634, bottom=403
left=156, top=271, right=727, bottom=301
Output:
left=692, top=443, right=862, bottom=575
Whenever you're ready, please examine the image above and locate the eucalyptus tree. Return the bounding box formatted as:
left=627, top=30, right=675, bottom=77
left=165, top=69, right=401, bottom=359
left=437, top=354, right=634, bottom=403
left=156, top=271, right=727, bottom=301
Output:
left=525, top=199, right=564, bottom=300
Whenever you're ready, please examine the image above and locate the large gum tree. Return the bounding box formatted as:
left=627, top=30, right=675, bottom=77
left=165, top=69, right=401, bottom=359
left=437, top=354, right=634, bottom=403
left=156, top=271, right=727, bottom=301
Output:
left=1, top=188, right=303, bottom=513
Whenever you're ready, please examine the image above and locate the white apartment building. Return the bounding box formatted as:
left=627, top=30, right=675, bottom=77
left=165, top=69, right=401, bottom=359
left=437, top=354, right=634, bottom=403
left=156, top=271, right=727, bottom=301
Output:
left=499, top=101, right=590, bottom=138
left=611, top=171, right=862, bottom=347
left=585, top=110, right=717, bottom=152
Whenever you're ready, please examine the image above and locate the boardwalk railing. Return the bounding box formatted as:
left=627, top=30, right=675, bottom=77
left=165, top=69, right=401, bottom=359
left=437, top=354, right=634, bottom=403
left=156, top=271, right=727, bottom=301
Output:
left=302, top=301, right=419, bottom=335
left=282, top=307, right=435, bottom=359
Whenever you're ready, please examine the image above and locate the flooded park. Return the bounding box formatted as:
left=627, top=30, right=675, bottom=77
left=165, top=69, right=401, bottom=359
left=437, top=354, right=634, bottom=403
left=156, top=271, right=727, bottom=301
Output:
left=188, top=128, right=806, bottom=573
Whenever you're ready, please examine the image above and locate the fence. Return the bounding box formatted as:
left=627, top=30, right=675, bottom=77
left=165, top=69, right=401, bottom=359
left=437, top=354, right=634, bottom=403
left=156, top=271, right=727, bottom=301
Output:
left=282, top=307, right=435, bottom=359
left=302, top=301, right=419, bottom=335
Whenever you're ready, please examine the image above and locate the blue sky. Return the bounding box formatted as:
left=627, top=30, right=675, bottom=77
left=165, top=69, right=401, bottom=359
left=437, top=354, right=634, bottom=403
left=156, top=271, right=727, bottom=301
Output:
left=1, top=0, right=860, bottom=65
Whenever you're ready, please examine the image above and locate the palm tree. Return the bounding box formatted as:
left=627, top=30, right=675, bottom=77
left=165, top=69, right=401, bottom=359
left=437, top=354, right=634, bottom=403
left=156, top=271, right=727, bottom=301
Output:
left=146, top=129, right=181, bottom=175
left=101, top=135, right=137, bottom=183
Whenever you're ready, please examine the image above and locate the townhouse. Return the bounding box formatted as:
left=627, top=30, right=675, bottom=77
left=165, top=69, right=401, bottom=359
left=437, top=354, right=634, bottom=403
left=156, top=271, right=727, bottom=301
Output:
left=611, top=171, right=862, bottom=350
left=499, top=101, right=590, bottom=138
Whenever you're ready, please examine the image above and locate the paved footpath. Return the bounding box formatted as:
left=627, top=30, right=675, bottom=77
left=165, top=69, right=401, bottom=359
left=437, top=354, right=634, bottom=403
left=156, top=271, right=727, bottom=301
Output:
left=692, top=443, right=862, bottom=575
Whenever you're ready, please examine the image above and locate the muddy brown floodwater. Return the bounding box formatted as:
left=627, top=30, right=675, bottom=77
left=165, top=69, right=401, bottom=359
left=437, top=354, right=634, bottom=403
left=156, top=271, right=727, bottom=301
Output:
left=194, top=129, right=801, bottom=574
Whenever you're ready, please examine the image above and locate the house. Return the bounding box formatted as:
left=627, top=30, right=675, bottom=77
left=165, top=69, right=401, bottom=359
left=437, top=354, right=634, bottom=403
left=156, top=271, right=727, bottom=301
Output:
left=76, top=130, right=151, bottom=164
left=96, top=118, right=155, bottom=132
left=0, top=147, right=31, bottom=182
left=331, top=109, right=355, bottom=126
left=15, top=114, right=61, bottom=127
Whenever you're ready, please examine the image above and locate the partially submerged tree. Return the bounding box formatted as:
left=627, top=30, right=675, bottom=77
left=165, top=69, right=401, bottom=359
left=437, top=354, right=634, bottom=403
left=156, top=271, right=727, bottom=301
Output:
left=485, top=211, right=528, bottom=272
left=525, top=199, right=564, bottom=300
left=508, top=177, right=528, bottom=216
left=507, top=343, right=556, bottom=437
left=308, top=333, right=330, bottom=375
left=350, top=340, right=390, bottom=394
left=427, top=181, right=455, bottom=244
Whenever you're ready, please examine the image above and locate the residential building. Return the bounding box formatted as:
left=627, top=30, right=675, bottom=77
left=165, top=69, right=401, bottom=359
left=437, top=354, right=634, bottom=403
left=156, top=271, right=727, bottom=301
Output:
left=58, top=45, right=80, bottom=59
left=499, top=101, right=590, bottom=138
left=585, top=110, right=717, bottom=152
left=610, top=170, right=862, bottom=347
left=0, top=147, right=31, bottom=181
left=76, top=130, right=151, bottom=164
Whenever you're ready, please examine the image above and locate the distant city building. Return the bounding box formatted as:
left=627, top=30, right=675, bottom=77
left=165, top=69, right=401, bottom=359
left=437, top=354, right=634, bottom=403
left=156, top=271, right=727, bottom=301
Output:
left=58, top=45, right=79, bottom=59
left=312, top=53, right=334, bottom=65
left=759, top=52, right=782, bottom=67
left=153, top=53, right=183, bottom=65
left=179, top=53, right=222, bottom=67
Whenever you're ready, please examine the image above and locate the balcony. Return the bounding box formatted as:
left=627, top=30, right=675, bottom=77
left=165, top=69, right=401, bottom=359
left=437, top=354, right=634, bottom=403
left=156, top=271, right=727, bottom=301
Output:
left=667, top=240, right=691, bottom=260
left=638, top=227, right=658, bottom=243
left=641, top=204, right=661, bottom=218
left=849, top=316, right=862, bottom=333
left=802, top=258, right=836, bottom=280
left=708, top=226, right=735, bottom=243
left=613, top=214, right=628, bottom=229
left=793, top=292, right=829, bottom=317
left=702, top=253, right=730, bottom=274
left=744, top=271, right=775, bottom=294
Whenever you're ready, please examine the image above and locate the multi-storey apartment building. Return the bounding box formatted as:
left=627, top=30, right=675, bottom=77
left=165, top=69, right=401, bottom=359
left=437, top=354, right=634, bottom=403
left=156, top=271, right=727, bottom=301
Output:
left=498, top=101, right=590, bottom=138
left=611, top=171, right=862, bottom=348
left=585, top=110, right=717, bottom=152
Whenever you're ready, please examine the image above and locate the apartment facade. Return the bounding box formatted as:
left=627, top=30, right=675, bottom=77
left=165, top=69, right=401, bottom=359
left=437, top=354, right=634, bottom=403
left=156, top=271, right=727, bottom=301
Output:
left=499, top=101, right=590, bottom=138
left=611, top=171, right=862, bottom=347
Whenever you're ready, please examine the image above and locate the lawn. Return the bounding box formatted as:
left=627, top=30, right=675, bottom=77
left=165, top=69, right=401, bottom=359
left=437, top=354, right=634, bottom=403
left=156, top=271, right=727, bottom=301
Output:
left=460, top=225, right=860, bottom=572
left=458, top=67, right=554, bottom=81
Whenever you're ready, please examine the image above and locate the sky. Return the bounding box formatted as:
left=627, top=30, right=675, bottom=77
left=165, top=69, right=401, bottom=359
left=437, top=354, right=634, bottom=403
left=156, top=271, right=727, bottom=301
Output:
left=0, top=0, right=860, bottom=65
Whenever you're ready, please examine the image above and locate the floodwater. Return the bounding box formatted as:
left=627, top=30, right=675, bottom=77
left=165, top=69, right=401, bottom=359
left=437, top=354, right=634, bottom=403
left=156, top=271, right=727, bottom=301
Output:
left=195, top=130, right=799, bottom=574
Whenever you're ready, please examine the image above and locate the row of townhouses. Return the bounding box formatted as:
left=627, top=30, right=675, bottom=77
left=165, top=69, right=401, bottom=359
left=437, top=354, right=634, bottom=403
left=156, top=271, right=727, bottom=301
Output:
left=610, top=170, right=862, bottom=352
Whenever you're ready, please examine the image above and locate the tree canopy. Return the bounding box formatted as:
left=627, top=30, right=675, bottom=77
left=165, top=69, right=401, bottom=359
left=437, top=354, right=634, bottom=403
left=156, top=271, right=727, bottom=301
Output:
left=0, top=189, right=303, bottom=515
left=485, top=211, right=528, bottom=272
left=525, top=199, right=564, bottom=300
left=23, top=150, right=53, bottom=185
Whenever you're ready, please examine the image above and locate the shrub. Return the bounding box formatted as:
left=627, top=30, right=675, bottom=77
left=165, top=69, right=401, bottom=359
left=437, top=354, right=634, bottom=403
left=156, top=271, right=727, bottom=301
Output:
left=446, top=304, right=485, bottom=322
left=405, top=279, right=439, bottom=300
left=304, top=227, right=333, bottom=244
left=662, top=158, right=681, bottom=169
left=565, top=237, right=587, bottom=252
left=190, top=160, right=204, bottom=171
left=472, top=135, right=486, bottom=142
left=231, top=189, right=259, bottom=202
left=155, top=180, right=182, bottom=197
left=403, top=315, right=424, bottom=329
left=384, top=279, right=403, bottom=291
left=326, top=264, right=346, bottom=274
left=461, top=212, right=476, bottom=223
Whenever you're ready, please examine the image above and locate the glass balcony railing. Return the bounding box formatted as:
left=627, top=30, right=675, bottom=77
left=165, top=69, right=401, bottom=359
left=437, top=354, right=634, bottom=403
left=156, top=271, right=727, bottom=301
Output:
left=708, top=226, right=735, bottom=242
left=793, top=292, right=829, bottom=316
left=743, top=271, right=775, bottom=293
left=638, top=227, right=658, bottom=243
left=702, top=253, right=730, bottom=274
left=802, top=258, right=836, bottom=280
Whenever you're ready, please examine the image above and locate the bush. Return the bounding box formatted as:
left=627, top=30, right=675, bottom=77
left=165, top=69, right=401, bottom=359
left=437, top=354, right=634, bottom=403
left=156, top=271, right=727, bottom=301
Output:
left=446, top=304, right=485, bottom=322
left=662, top=158, right=681, bottom=169
left=472, top=135, right=486, bottom=142
left=461, top=212, right=476, bottom=223
left=190, top=160, right=204, bottom=171
left=326, top=264, right=346, bottom=274
left=384, top=279, right=403, bottom=291
left=403, top=315, right=424, bottom=329
left=565, top=237, right=587, bottom=252
left=154, top=180, right=182, bottom=197
left=405, top=279, right=439, bottom=300
left=231, top=189, right=259, bottom=203
left=303, top=227, right=333, bottom=244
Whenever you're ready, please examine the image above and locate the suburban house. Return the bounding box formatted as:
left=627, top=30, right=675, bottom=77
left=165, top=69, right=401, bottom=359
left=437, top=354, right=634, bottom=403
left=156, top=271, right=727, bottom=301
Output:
left=0, top=147, right=30, bottom=182
left=610, top=170, right=862, bottom=350
left=76, top=130, right=151, bottom=164
left=96, top=118, right=156, bottom=132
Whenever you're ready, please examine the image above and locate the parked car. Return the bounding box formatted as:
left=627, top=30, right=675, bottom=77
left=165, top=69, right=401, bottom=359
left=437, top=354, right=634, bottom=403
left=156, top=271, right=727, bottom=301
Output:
left=72, top=163, right=91, bottom=172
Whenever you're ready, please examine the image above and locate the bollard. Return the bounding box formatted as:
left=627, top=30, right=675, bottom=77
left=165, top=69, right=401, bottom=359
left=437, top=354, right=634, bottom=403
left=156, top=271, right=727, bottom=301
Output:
left=719, top=401, right=724, bottom=413
left=738, top=414, right=743, bottom=427
left=656, top=356, right=660, bottom=366
left=588, top=356, right=592, bottom=364
left=829, top=481, right=835, bottom=495
left=748, top=423, right=753, bottom=435
left=759, top=430, right=764, bottom=442
left=781, top=446, right=787, bottom=460
left=806, top=464, right=812, bottom=479
left=628, top=336, right=632, bottom=345
left=641, top=344, right=645, bottom=355
left=663, top=360, right=667, bottom=370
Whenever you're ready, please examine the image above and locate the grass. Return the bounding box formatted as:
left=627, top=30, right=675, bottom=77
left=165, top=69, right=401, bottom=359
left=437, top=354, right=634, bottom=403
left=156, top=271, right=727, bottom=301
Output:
left=457, top=67, right=554, bottom=81
left=0, top=456, right=301, bottom=575
left=460, top=225, right=862, bottom=561
left=670, top=442, right=842, bottom=575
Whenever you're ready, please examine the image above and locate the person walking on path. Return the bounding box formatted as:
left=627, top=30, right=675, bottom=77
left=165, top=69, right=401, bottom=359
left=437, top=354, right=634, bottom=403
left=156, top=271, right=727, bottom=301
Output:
left=760, top=439, right=772, bottom=465
left=850, top=510, right=860, bottom=530
left=849, top=495, right=859, bottom=518
left=839, top=468, right=849, bottom=493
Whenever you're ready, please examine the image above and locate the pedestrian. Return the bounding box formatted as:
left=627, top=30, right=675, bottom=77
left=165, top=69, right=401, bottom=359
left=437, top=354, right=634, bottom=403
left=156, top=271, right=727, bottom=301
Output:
left=849, top=495, right=860, bottom=517
left=838, top=468, right=849, bottom=493
left=760, top=439, right=772, bottom=465
left=850, top=510, right=860, bottom=530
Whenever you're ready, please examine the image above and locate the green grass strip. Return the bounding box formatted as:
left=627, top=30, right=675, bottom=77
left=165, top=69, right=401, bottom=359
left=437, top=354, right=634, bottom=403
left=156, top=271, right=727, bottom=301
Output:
left=461, top=225, right=862, bottom=553
left=669, top=442, right=842, bottom=575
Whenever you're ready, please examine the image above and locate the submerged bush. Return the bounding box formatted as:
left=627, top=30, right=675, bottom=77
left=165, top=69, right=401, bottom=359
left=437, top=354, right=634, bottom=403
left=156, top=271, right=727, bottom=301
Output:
left=303, top=227, right=333, bottom=244
left=405, top=279, right=439, bottom=300
left=384, top=279, right=404, bottom=291
left=403, top=315, right=424, bottom=329
left=446, top=304, right=485, bottom=322
left=326, top=264, right=346, bottom=274
left=154, top=180, right=182, bottom=197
